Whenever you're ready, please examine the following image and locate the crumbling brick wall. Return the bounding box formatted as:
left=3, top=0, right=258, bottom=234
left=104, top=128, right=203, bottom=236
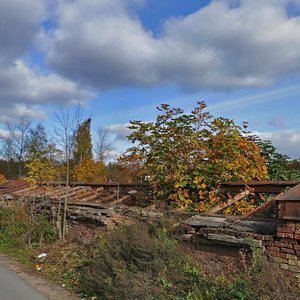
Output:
left=264, top=220, right=300, bottom=276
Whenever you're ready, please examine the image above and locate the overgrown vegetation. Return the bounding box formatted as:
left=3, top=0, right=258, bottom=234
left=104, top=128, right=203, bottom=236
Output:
left=77, top=224, right=299, bottom=300
left=0, top=205, right=298, bottom=299
left=0, top=205, right=57, bottom=263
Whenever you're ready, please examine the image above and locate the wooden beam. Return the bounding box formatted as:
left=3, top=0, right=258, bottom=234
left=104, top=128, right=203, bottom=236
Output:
left=242, top=192, right=284, bottom=219
left=220, top=181, right=299, bottom=193
left=208, top=189, right=252, bottom=214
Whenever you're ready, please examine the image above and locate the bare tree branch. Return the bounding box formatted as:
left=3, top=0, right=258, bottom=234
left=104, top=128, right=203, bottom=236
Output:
left=95, top=127, right=113, bottom=162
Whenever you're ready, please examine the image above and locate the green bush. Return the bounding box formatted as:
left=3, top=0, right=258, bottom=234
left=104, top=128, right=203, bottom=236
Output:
left=77, top=224, right=300, bottom=300
left=0, top=206, right=57, bottom=255
left=77, top=224, right=256, bottom=300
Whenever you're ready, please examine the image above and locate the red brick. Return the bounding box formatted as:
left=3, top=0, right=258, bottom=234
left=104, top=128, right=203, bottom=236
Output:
left=266, top=246, right=280, bottom=252
left=277, top=227, right=294, bottom=233
left=274, top=241, right=293, bottom=248
left=277, top=232, right=294, bottom=238
left=262, top=241, right=273, bottom=246
left=281, top=248, right=295, bottom=254
left=280, top=238, right=297, bottom=244
left=296, top=223, right=300, bottom=229
left=286, top=222, right=296, bottom=229
left=262, top=235, right=273, bottom=241
left=294, top=245, right=300, bottom=251
left=296, top=251, right=300, bottom=256
left=270, top=251, right=286, bottom=258
left=295, top=234, right=300, bottom=240
left=285, top=233, right=294, bottom=239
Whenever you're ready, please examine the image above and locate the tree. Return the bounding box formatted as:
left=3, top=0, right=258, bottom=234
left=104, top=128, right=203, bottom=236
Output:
left=25, top=127, right=61, bottom=184
left=73, top=118, right=93, bottom=165
left=54, top=107, right=82, bottom=240
left=95, top=127, right=113, bottom=162
left=256, top=139, right=300, bottom=180
left=5, top=117, right=32, bottom=177
left=0, top=135, right=16, bottom=179
left=127, top=101, right=268, bottom=211
left=26, top=157, right=58, bottom=184
left=72, top=159, right=107, bottom=183
left=25, top=123, right=48, bottom=160
left=117, top=152, right=144, bottom=183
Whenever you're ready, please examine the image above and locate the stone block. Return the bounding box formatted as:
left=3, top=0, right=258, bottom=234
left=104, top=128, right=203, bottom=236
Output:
left=281, top=263, right=289, bottom=270
left=286, top=254, right=297, bottom=260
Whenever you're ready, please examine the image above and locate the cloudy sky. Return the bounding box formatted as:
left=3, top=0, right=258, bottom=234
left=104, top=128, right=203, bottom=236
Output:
left=1, top=0, right=300, bottom=157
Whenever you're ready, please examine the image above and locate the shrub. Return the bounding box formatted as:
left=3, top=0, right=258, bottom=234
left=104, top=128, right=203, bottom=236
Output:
left=0, top=174, right=6, bottom=184
left=77, top=224, right=300, bottom=300
left=0, top=205, right=57, bottom=253
left=77, top=224, right=204, bottom=299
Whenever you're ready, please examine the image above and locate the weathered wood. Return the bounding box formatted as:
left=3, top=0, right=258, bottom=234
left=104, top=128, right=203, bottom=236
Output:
left=208, top=189, right=252, bottom=214
left=183, top=215, right=276, bottom=235
left=242, top=192, right=284, bottom=219
left=101, top=195, right=130, bottom=208
left=221, top=181, right=300, bottom=193
left=257, top=193, right=267, bottom=202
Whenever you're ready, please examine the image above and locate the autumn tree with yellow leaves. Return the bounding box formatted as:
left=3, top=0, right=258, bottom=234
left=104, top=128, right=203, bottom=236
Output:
left=72, top=159, right=107, bottom=183
left=127, top=101, right=268, bottom=212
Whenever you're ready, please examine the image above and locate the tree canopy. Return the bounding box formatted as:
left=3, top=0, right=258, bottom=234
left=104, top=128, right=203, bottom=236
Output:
left=127, top=101, right=268, bottom=211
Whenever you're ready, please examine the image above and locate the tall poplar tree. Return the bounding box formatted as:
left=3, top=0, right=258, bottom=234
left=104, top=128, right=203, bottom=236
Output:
left=73, top=118, right=93, bottom=164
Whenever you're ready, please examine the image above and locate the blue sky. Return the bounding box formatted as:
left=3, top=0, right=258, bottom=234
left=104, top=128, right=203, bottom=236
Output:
left=0, top=0, right=300, bottom=158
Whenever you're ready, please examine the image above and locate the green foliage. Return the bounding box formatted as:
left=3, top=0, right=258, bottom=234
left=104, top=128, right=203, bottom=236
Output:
left=256, top=139, right=300, bottom=180
left=26, top=157, right=58, bottom=183
left=26, top=123, right=48, bottom=160
left=77, top=224, right=203, bottom=299
left=25, top=124, right=62, bottom=183
left=127, top=101, right=268, bottom=211
left=0, top=206, right=57, bottom=262
left=73, top=118, right=93, bottom=165
left=76, top=224, right=299, bottom=300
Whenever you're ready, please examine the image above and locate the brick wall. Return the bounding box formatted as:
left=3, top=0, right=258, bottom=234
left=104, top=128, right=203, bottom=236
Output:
left=264, top=221, right=300, bottom=276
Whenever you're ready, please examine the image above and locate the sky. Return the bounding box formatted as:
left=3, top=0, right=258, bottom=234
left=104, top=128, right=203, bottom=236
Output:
left=1, top=0, right=300, bottom=158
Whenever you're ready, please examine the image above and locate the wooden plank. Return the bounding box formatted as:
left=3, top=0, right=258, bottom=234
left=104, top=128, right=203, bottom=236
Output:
left=257, top=193, right=267, bottom=202
left=220, top=181, right=299, bottom=193
left=242, top=192, right=284, bottom=219
left=208, top=189, right=252, bottom=214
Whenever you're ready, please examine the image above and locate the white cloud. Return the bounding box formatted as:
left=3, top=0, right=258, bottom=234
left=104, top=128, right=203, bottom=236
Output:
left=0, top=0, right=93, bottom=121
left=106, top=123, right=132, bottom=141
left=38, top=0, right=300, bottom=91
left=256, top=129, right=300, bottom=158
left=0, top=60, right=93, bottom=121
left=0, top=0, right=45, bottom=66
